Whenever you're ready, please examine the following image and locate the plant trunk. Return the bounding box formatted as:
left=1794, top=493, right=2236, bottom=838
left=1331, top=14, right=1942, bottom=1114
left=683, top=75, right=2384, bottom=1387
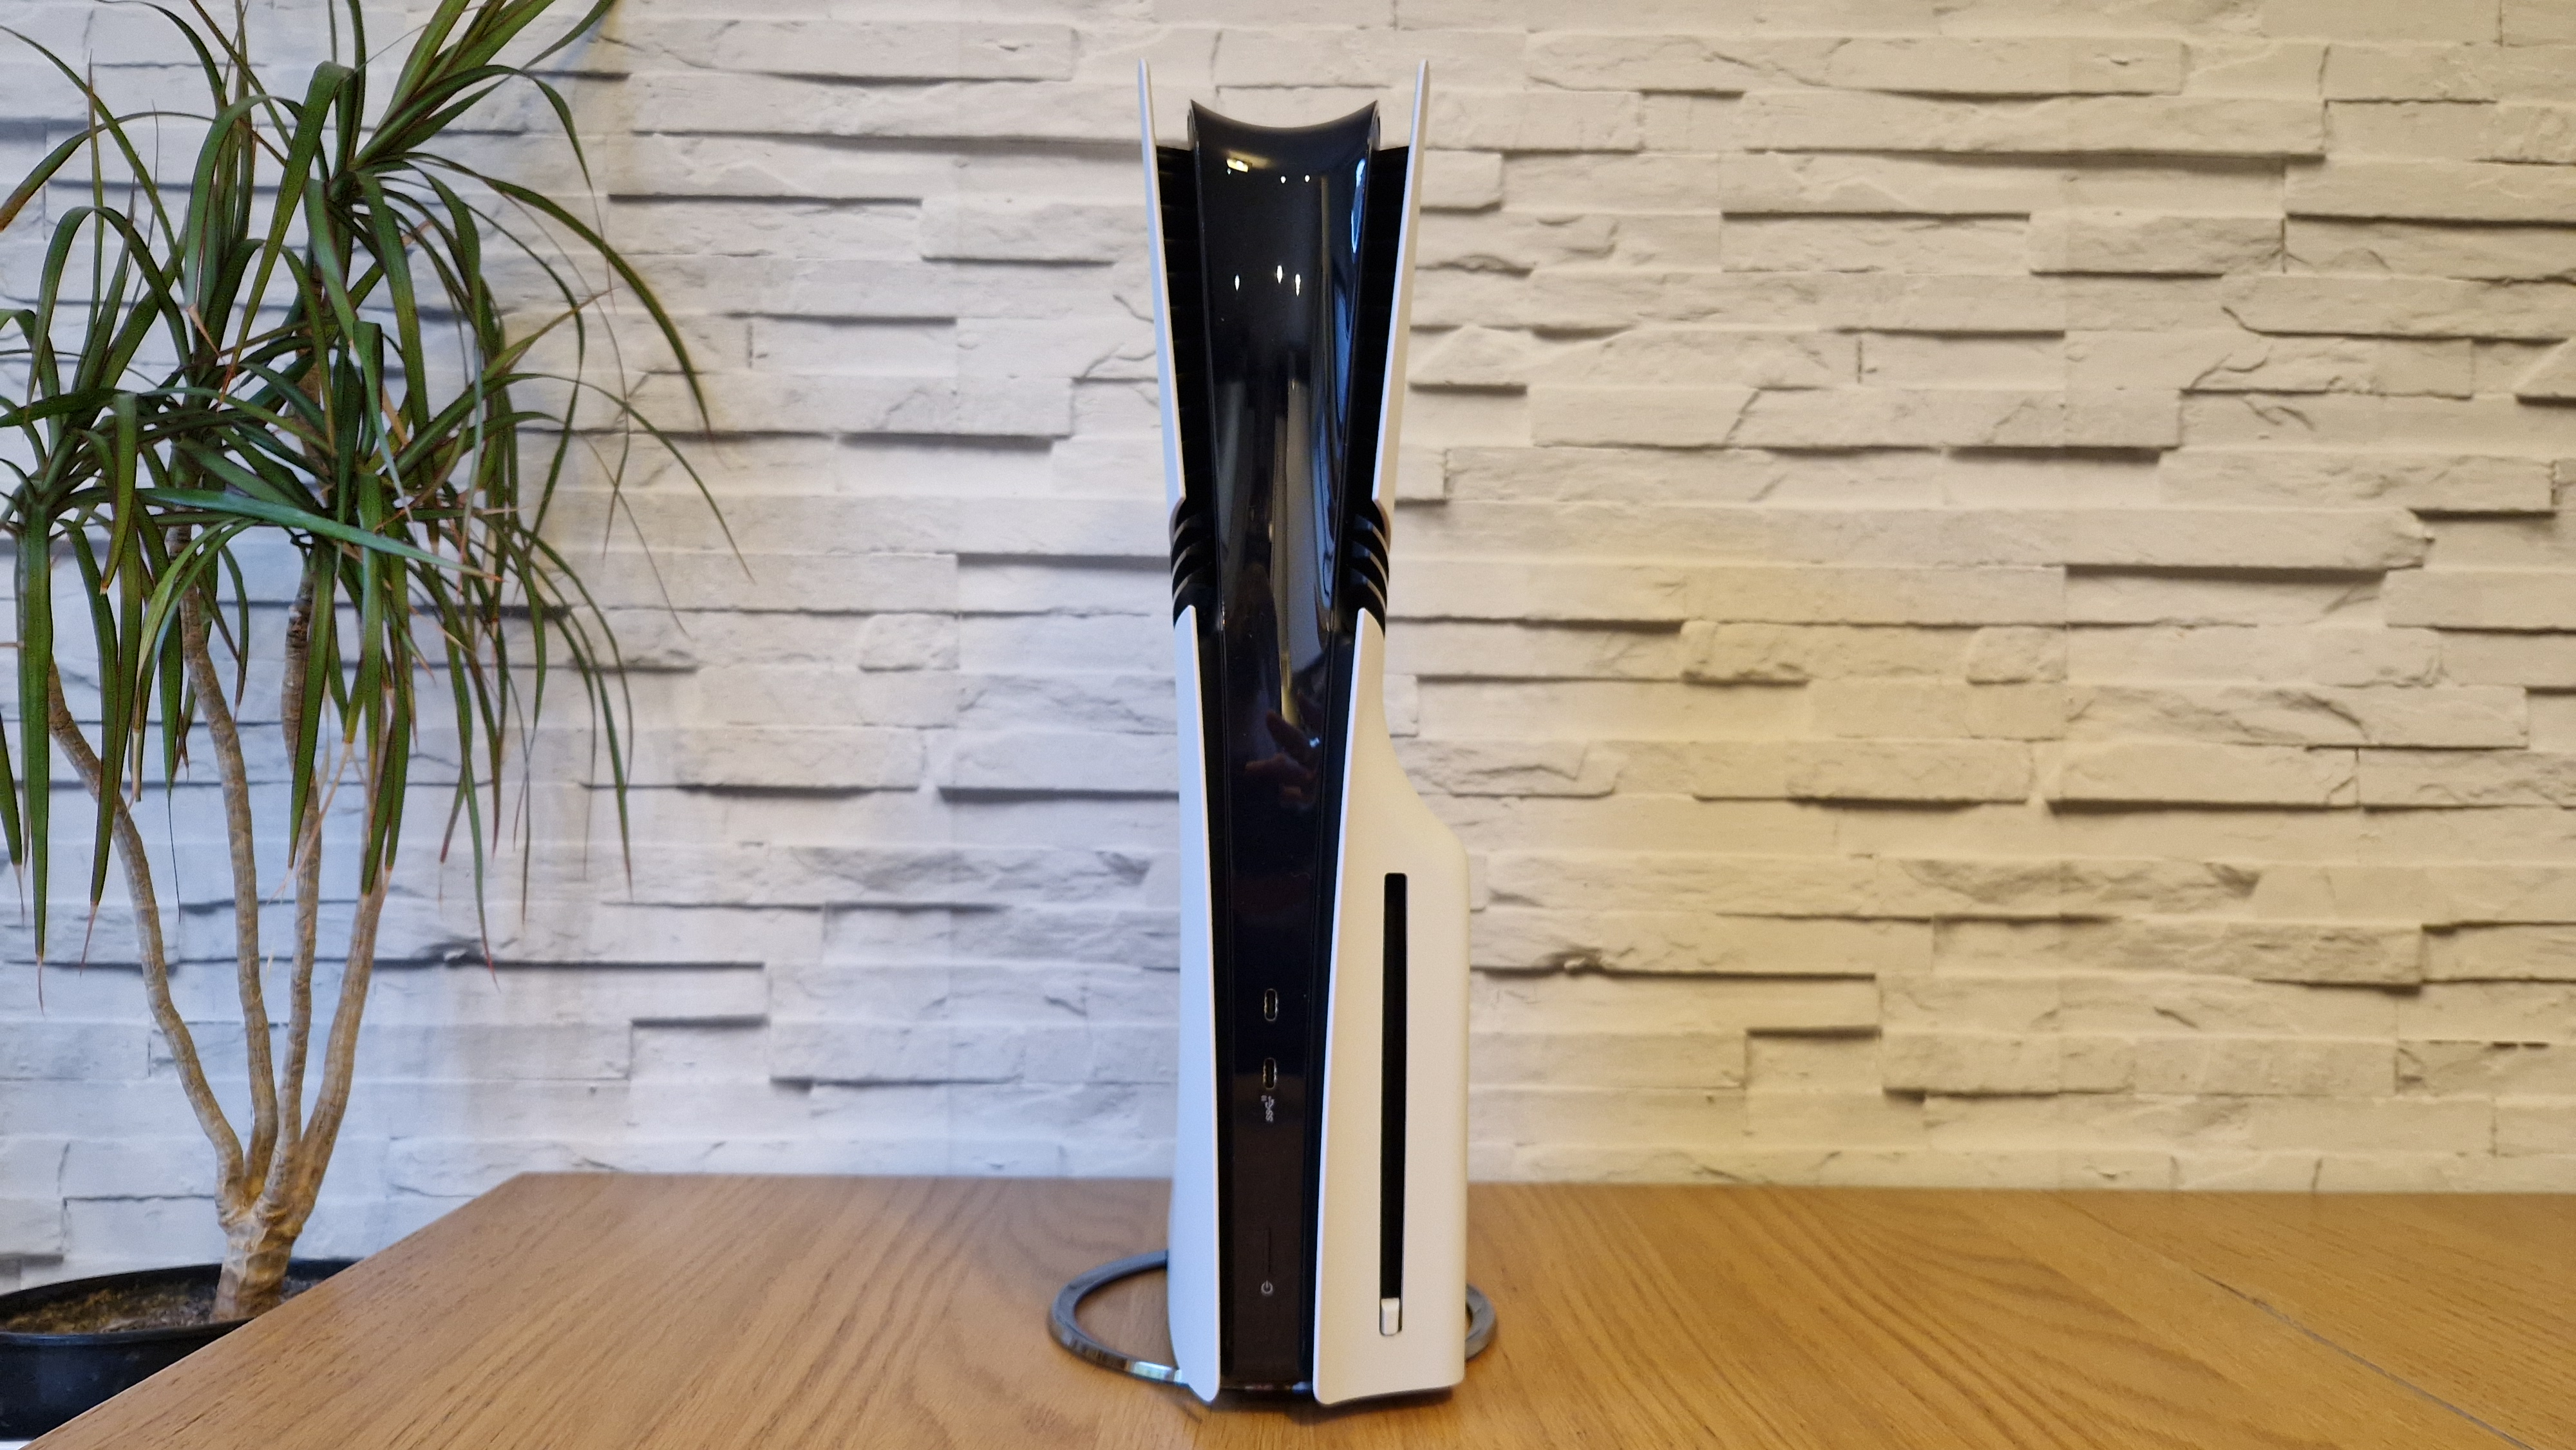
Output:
left=214, top=1219, right=296, bottom=1321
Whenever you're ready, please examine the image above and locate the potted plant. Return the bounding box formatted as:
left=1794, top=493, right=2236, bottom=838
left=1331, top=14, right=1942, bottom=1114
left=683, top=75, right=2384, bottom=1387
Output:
left=0, top=0, right=705, bottom=1433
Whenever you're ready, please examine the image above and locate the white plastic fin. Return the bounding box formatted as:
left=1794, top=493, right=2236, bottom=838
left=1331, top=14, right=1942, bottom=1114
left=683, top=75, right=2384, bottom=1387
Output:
left=1166, top=606, right=1223, bottom=1403
left=1310, top=613, right=1471, bottom=1404
left=1367, top=64, right=1427, bottom=509
left=1140, top=62, right=1186, bottom=518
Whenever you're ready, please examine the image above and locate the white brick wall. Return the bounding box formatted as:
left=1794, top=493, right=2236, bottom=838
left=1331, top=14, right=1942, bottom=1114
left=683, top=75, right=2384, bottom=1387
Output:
left=6, top=0, right=2576, bottom=1285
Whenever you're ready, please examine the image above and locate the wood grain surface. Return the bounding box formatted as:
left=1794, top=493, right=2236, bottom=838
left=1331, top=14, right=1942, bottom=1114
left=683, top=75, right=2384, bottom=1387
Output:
left=27, top=1176, right=2561, bottom=1449
left=2071, top=1193, right=2575, bottom=1450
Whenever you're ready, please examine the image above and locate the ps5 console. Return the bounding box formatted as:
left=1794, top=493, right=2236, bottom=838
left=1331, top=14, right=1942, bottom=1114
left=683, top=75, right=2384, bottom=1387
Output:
left=1141, top=65, right=1472, bottom=1406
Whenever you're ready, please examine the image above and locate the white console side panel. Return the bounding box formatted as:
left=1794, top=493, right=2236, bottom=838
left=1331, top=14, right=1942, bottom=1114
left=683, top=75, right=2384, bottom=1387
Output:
left=1310, top=612, right=1471, bottom=1404
left=1166, top=606, right=1223, bottom=1403
left=1139, top=62, right=1185, bottom=518
left=1367, top=64, right=1428, bottom=509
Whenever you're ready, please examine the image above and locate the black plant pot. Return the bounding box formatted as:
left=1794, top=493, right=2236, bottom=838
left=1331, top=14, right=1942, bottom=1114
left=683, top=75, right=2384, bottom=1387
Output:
left=0, top=1257, right=356, bottom=1438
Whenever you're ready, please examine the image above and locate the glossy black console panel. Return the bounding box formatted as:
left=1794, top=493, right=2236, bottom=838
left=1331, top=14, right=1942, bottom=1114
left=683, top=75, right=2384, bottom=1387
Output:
left=1159, top=102, right=1409, bottom=1389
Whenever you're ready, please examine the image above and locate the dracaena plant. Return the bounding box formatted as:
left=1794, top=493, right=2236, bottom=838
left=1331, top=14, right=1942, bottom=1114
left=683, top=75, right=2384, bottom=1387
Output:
left=0, top=0, right=706, bottom=1317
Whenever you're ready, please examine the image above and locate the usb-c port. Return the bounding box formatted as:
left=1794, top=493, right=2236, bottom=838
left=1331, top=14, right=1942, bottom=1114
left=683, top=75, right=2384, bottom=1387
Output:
left=1260, top=1057, right=1278, bottom=1091
left=1262, top=988, right=1279, bottom=1022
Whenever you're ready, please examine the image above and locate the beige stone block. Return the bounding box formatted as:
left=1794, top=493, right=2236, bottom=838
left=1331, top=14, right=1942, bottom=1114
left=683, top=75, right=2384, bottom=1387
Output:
left=1824, top=277, right=2076, bottom=334
left=1394, top=559, right=1690, bottom=621
left=2441, top=632, right=2576, bottom=688
left=2173, top=1152, right=2323, bottom=1189
left=2066, top=683, right=2526, bottom=748
left=2047, top=1093, right=2261, bottom=1149
left=1473, top=972, right=1882, bottom=1037
left=1605, top=740, right=1791, bottom=799
left=2311, top=1153, right=2576, bottom=1190
left=1441, top=445, right=1803, bottom=504
left=2401, top=1040, right=2576, bottom=1096
left=2427, top=926, right=2576, bottom=981
left=2186, top=42, right=2327, bottom=97
left=2423, top=865, right=2576, bottom=925
left=1473, top=1030, right=1747, bottom=1089
left=1470, top=1086, right=1748, bottom=1149
left=1528, top=386, right=1752, bottom=446
left=2221, top=275, right=2576, bottom=337
left=2289, top=218, right=2576, bottom=281
left=1715, top=153, right=2285, bottom=220
left=1422, top=150, right=1504, bottom=211
left=2054, top=970, right=2400, bottom=1038
left=2171, top=336, right=2474, bottom=397
left=2327, top=100, right=2496, bottom=160
left=1883, top=974, right=2061, bottom=1033
left=1683, top=624, right=1972, bottom=683
left=2400, top=983, right=2576, bottom=1040
left=1504, top=153, right=1732, bottom=212
left=2063, top=278, right=2244, bottom=332
left=1951, top=918, right=2421, bottom=984
left=1862, top=335, right=2067, bottom=390
left=2262, top=0, right=2499, bottom=41
left=1721, top=218, right=2027, bottom=275
left=1394, top=444, right=1448, bottom=502
left=1811, top=683, right=2065, bottom=741
left=682, top=373, right=1072, bottom=438
left=1412, top=500, right=2422, bottom=572
left=1685, top=566, right=2065, bottom=626
left=1747, top=1091, right=1926, bottom=1147
left=1512, top=268, right=1831, bottom=331
left=635, top=20, right=1074, bottom=79
left=2069, top=626, right=2439, bottom=687
left=1469, top=851, right=1926, bottom=919
left=2029, top=212, right=2281, bottom=276
left=2485, top=101, right=2576, bottom=164
left=2242, top=1095, right=2492, bottom=1151
left=2059, top=860, right=2270, bottom=919
left=634, top=75, right=1132, bottom=143
left=1419, top=679, right=1797, bottom=740
left=1207, top=28, right=1522, bottom=88
left=1819, top=38, right=2184, bottom=97
left=2506, top=0, right=2576, bottom=43
left=1417, top=211, right=1615, bottom=274
left=917, top=197, right=1137, bottom=263
left=1966, top=628, right=2069, bottom=684
left=1882, top=1031, right=2060, bottom=1095
left=1522, top=32, right=1777, bottom=93
left=1397, top=740, right=1619, bottom=797
left=1390, top=621, right=1685, bottom=681
left=2158, top=450, right=2553, bottom=511
left=2288, top=159, right=2576, bottom=223
left=2246, top=871, right=2442, bottom=927
left=1410, top=326, right=1531, bottom=389
left=1534, top=329, right=1856, bottom=390
left=2092, top=1036, right=2396, bottom=1097
left=2498, top=1098, right=2576, bottom=1154
left=2360, top=748, right=2576, bottom=807
left=1734, top=93, right=2324, bottom=157
left=1728, top=389, right=2181, bottom=450
left=1915, top=1093, right=2065, bottom=1147
left=1783, top=740, right=2034, bottom=803
left=668, top=727, right=925, bottom=790
left=1475, top=911, right=1927, bottom=977
left=1745, top=1036, right=1884, bottom=1093
left=2323, top=45, right=2492, bottom=101
left=2513, top=338, right=2576, bottom=400
left=2387, top=570, right=2576, bottom=630
left=1635, top=97, right=1736, bottom=158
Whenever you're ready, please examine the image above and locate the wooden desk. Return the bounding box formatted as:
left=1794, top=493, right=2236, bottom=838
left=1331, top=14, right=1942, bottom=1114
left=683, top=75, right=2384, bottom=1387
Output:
left=30, top=1176, right=2568, bottom=1448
